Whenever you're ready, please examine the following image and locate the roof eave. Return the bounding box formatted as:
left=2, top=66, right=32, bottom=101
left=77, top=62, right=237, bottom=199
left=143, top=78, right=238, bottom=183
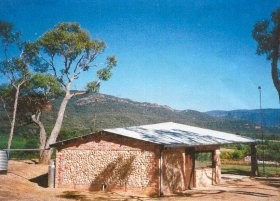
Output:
left=163, top=140, right=256, bottom=148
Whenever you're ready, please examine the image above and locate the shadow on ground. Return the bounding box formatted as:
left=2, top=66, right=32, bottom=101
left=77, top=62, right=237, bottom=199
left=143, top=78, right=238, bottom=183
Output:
left=230, top=190, right=274, bottom=198
left=170, top=189, right=227, bottom=198
left=256, top=177, right=280, bottom=188
left=222, top=169, right=250, bottom=176
left=57, top=191, right=90, bottom=200
left=29, top=173, right=48, bottom=188
left=57, top=191, right=129, bottom=201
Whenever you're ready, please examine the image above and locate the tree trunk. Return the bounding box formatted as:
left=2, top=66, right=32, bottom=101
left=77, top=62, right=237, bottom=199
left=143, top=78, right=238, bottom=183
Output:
left=39, top=83, right=72, bottom=164
left=7, top=85, right=20, bottom=151
left=250, top=143, right=258, bottom=177
left=31, top=112, right=47, bottom=163
left=271, top=55, right=280, bottom=102
left=39, top=149, right=53, bottom=164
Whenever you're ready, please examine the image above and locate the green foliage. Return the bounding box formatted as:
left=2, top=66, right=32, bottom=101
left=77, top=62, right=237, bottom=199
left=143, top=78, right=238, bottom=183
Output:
left=39, top=23, right=92, bottom=59
left=195, top=152, right=213, bottom=168
left=257, top=140, right=280, bottom=161
left=0, top=73, right=63, bottom=124
left=22, top=42, right=50, bottom=74
left=0, top=57, right=30, bottom=83
left=22, top=42, right=40, bottom=63
left=252, top=8, right=280, bottom=60
left=37, top=22, right=117, bottom=88
left=0, top=133, right=32, bottom=149
left=0, top=135, right=8, bottom=149
left=86, top=81, right=100, bottom=93
left=252, top=7, right=280, bottom=99
left=0, top=21, right=34, bottom=150
left=106, top=56, right=117, bottom=68
left=0, top=21, right=31, bottom=83
left=221, top=152, right=232, bottom=160
left=195, top=152, right=212, bottom=161
left=222, top=163, right=280, bottom=177
left=57, top=129, right=83, bottom=141
left=252, top=21, right=273, bottom=59
left=221, top=144, right=250, bottom=160
left=30, top=73, right=63, bottom=96
left=0, top=22, right=117, bottom=159
left=231, top=150, right=243, bottom=160
left=0, top=84, right=13, bottom=97
left=221, top=150, right=244, bottom=160
left=222, top=163, right=251, bottom=176
left=1, top=92, right=280, bottom=160
left=0, top=21, right=20, bottom=45
left=97, top=68, right=112, bottom=80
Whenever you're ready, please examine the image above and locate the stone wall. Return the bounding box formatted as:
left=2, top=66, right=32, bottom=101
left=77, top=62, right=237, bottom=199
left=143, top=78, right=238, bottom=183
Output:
left=55, top=132, right=161, bottom=196
left=162, top=148, right=186, bottom=194
left=54, top=132, right=221, bottom=196
left=161, top=146, right=221, bottom=193
left=195, top=168, right=213, bottom=187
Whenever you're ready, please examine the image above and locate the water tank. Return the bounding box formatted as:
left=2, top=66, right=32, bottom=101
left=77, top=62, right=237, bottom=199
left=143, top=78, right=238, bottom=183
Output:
left=0, top=150, right=8, bottom=174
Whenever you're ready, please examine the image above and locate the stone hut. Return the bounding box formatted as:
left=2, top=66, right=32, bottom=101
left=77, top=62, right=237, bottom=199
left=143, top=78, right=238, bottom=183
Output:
left=51, top=122, right=255, bottom=196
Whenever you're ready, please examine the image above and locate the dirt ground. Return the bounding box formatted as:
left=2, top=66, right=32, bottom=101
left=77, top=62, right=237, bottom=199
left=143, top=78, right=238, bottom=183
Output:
left=0, top=160, right=279, bottom=201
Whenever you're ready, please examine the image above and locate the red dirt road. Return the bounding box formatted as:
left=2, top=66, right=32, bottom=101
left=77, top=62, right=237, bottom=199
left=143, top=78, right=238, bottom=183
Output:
left=0, top=160, right=279, bottom=201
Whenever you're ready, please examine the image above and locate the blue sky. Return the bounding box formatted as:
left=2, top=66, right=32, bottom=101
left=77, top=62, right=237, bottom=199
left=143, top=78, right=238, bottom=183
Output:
left=0, top=0, right=280, bottom=111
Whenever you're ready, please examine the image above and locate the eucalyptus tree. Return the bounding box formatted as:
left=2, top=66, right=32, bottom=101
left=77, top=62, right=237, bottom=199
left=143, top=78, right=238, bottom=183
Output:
left=29, top=23, right=117, bottom=163
left=253, top=8, right=280, bottom=101
left=0, top=72, right=62, bottom=159
left=0, top=21, right=30, bottom=150
left=17, top=73, right=62, bottom=159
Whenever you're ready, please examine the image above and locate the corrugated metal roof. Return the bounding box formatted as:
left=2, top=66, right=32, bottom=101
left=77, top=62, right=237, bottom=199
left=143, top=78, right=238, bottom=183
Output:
left=104, top=122, right=255, bottom=147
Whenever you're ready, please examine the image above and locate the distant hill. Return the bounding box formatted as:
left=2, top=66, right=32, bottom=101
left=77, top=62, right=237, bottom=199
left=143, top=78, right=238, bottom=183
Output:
left=206, top=109, right=280, bottom=127
left=41, top=93, right=267, bottom=137
left=0, top=93, right=279, bottom=142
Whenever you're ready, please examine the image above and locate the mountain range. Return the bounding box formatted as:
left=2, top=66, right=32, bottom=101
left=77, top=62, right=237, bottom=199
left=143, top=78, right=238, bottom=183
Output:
left=0, top=93, right=279, bottom=141
left=206, top=109, right=280, bottom=128
left=48, top=93, right=280, bottom=138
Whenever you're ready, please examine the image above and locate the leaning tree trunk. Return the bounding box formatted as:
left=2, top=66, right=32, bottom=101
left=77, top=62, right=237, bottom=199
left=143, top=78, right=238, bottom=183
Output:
left=31, top=112, right=47, bottom=163
left=7, top=85, right=21, bottom=151
left=39, top=84, right=73, bottom=164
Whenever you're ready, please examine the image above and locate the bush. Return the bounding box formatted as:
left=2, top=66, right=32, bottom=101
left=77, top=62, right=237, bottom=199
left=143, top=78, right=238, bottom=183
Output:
left=221, top=152, right=232, bottom=160
left=221, top=150, right=245, bottom=160
left=231, top=150, right=243, bottom=160
left=57, top=129, right=82, bottom=141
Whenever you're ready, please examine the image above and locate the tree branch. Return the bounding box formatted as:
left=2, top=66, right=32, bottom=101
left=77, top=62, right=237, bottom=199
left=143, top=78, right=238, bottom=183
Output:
left=31, top=112, right=41, bottom=125
left=38, top=53, right=57, bottom=77
left=50, top=55, right=57, bottom=77
left=71, top=90, right=86, bottom=98
left=74, top=55, right=84, bottom=73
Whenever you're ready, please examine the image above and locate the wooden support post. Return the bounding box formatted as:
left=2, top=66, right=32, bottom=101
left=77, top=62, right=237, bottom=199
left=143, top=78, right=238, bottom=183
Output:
left=213, top=149, right=221, bottom=184
left=250, top=143, right=258, bottom=177
left=182, top=151, right=186, bottom=190
left=158, top=148, right=163, bottom=196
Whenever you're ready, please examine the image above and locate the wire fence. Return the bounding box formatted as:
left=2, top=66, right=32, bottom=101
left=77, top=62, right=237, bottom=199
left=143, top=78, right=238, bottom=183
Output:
left=2, top=149, right=48, bottom=160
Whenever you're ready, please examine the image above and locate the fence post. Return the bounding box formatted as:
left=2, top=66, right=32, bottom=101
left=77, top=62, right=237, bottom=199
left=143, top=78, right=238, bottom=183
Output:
left=250, top=143, right=258, bottom=177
